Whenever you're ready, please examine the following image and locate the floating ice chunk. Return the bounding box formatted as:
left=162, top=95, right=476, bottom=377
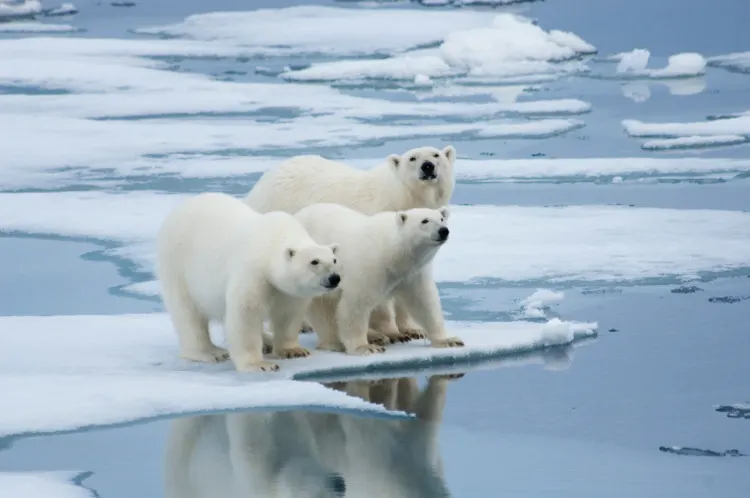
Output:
left=440, top=14, right=595, bottom=77
left=44, top=2, right=78, bottom=16
left=0, top=471, right=93, bottom=498
left=0, top=0, right=41, bottom=20
left=708, top=52, right=750, bottom=74
left=3, top=192, right=750, bottom=288
left=0, top=313, right=596, bottom=438
left=616, top=49, right=706, bottom=78
left=642, top=135, right=747, bottom=151
left=715, top=402, right=750, bottom=419
left=623, top=116, right=750, bottom=138
left=281, top=55, right=459, bottom=82
left=413, top=73, right=433, bottom=86
left=520, top=289, right=564, bottom=318
left=0, top=21, right=78, bottom=32
left=134, top=6, right=491, bottom=57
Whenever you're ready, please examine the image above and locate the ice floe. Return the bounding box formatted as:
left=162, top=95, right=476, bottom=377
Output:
left=0, top=312, right=596, bottom=438
left=0, top=471, right=93, bottom=498
left=44, top=2, right=77, bottom=16
left=0, top=0, right=42, bottom=20
left=0, top=21, right=77, bottom=31
left=623, top=115, right=750, bottom=150
left=2, top=192, right=750, bottom=293
left=642, top=135, right=748, bottom=151
left=613, top=49, right=707, bottom=79
left=520, top=289, right=564, bottom=318
left=708, top=52, right=750, bottom=74
left=281, top=12, right=595, bottom=82
left=134, top=6, right=492, bottom=57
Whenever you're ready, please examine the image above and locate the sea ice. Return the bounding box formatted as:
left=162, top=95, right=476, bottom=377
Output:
left=623, top=116, right=750, bottom=146
left=0, top=313, right=596, bottom=438
left=0, top=0, right=41, bottom=20
left=641, top=135, right=748, bottom=151
left=0, top=471, right=93, bottom=498
left=615, top=49, right=706, bottom=78
left=2, top=192, right=750, bottom=291
left=134, top=6, right=491, bottom=57
left=708, top=52, right=750, bottom=74
left=520, top=289, right=564, bottom=318
left=0, top=21, right=78, bottom=32
left=44, top=2, right=78, bottom=16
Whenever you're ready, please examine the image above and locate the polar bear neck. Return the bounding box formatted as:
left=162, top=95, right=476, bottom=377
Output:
left=381, top=235, right=440, bottom=284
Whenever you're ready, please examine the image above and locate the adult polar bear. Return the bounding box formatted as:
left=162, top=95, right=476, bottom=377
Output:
left=156, top=192, right=341, bottom=373
left=244, top=145, right=456, bottom=343
left=295, top=203, right=463, bottom=355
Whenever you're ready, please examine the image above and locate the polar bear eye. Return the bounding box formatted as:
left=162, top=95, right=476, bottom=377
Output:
left=333, top=259, right=337, bottom=264
left=433, top=153, right=439, bottom=158
left=421, top=219, right=429, bottom=224
left=311, top=259, right=319, bottom=266
left=409, top=156, right=416, bottom=162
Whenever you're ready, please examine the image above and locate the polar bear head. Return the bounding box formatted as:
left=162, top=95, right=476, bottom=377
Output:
left=397, top=206, right=451, bottom=247
left=273, top=243, right=341, bottom=298
left=387, top=145, right=456, bottom=197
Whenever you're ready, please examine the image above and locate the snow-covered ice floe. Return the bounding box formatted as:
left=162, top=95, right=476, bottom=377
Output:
left=2, top=192, right=750, bottom=296
left=0, top=313, right=596, bottom=438
left=0, top=21, right=78, bottom=32
left=708, top=52, right=750, bottom=74
left=133, top=6, right=595, bottom=82
left=623, top=115, right=750, bottom=150
left=520, top=289, right=564, bottom=318
left=0, top=0, right=42, bottom=20
left=44, top=2, right=77, bottom=17
left=610, top=49, right=706, bottom=79
left=0, top=471, right=93, bottom=498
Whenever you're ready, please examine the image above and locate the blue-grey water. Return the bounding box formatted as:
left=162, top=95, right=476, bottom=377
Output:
left=2, top=0, right=750, bottom=496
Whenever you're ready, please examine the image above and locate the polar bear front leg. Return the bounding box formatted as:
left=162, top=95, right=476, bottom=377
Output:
left=393, top=273, right=464, bottom=348
left=337, top=301, right=386, bottom=356
left=393, top=299, right=426, bottom=340
left=225, top=289, right=280, bottom=372
left=269, top=297, right=311, bottom=359
left=367, top=302, right=399, bottom=345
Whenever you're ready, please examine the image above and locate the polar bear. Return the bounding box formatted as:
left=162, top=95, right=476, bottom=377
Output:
left=244, top=145, right=457, bottom=340
left=293, top=203, right=463, bottom=355
left=156, top=192, right=341, bottom=373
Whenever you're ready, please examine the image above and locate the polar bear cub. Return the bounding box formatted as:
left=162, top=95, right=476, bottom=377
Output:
left=244, top=145, right=457, bottom=339
left=294, top=203, right=464, bottom=355
left=156, top=192, right=341, bottom=372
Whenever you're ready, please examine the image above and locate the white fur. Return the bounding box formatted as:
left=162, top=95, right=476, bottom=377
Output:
left=164, top=376, right=455, bottom=498
left=156, top=192, right=340, bottom=372
left=245, top=145, right=457, bottom=339
left=294, top=203, right=463, bottom=355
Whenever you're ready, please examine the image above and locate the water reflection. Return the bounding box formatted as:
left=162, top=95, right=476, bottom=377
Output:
left=165, top=375, right=461, bottom=498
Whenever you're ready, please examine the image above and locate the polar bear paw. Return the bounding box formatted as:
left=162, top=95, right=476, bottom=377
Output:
left=275, top=346, right=311, bottom=359
left=431, top=337, right=465, bottom=348
left=367, top=329, right=393, bottom=346
left=181, top=346, right=230, bottom=363
left=236, top=360, right=280, bottom=373
left=400, top=327, right=426, bottom=340
left=352, top=344, right=386, bottom=355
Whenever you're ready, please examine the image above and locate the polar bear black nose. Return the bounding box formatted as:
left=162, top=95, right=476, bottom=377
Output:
left=438, top=227, right=449, bottom=240
left=327, top=273, right=341, bottom=288
left=326, top=473, right=346, bottom=495
left=421, top=161, right=435, bottom=173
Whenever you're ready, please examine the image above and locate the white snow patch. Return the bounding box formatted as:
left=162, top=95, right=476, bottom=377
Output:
left=0, top=0, right=41, bottom=20
left=642, top=135, right=748, bottom=151
left=45, top=3, right=78, bottom=16
left=708, top=52, right=750, bottom=74
left=616, top=49, right=706, bottom=78
left=623, top=116, right=750, bottom=149
left=134, top=6, right=492, bottom=57
left=0, top=312, right=596, bottom=438
left=0, top=21, right=78, bottom=32
left=2, top=192, right=750, bottom=290
left=281, top=54, right=460, bottom=82
left=520, top=289, right=564, bottom=318
left=0, top=471, right=92, bottom=498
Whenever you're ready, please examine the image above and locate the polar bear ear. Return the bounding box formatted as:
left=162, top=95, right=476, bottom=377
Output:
left=286, top=248, right=296, bottom=259
left=442, top=145, right=456, bottom=165
left=398, top=212, right=408, bottom=225
left=387, top=154, right=401, bottom=170
left=329, top=243, right=339, bottom=255
left=439, top=206, right=450, bottom=220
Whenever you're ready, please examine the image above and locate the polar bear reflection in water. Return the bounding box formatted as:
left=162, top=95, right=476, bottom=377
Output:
left=164, top=374, right=460, bottom=498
